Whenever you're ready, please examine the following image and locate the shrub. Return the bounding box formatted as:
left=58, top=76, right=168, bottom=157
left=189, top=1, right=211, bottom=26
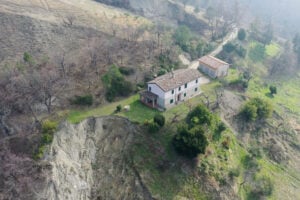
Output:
left=153, top=114, right=165, bottom=127
left=269, top=85, right=277, bottom=95
left=217, top=122, right=226, bottom=133
left=241, top=155, right=259, bottom=170
left=223, top=42, right=236, bottom=53
left=247, top=177, right=274, bottom=199
left=157, top=68, right=167, bottom=76
left=222, top=137, right=230, bottom=149
left=228, top=168, right=240, bottom=178
left=102, top=65, right=134, bottom=101
left=236, top=45, right=247, bottom=58
left=241, top=103, right=258, bottom=121
left=249, top=43, right=266, bottom=62
left=34, top=146, right=45, bottom=160
left=34, top=120, right=57, bottom=160
left=213, top=121, right=226, bottom=141
left=256, top=177, right=274, bottom=196
left=186, top=104, right=213, bottom=128
left=42, top=120, right=57, bottom=135
left=42, top=134, right=53, bottom=144
left=148, top=122, right=160, bottom=133
left=173, top=124, right=208, bottom=158
left=238, top=29, right=246, bottom=41
left=71, top=95, right=93, bottom=106
left=23, top=52, right=34, bottom=65
left=253, top=98, right=273, bottom=119
left=116, top=104, right=122, bottom=112
left=119, top=67, right=135, bottom=76
left=240, top=98, right=273, bottom=121
left=143, top=120, right=150, bottom=126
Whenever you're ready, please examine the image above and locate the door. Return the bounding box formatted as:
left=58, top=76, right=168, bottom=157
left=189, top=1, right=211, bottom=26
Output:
left=177, top=93, right=181, bottom=102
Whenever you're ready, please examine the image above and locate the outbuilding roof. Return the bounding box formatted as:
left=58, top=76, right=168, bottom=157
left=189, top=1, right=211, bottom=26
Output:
left=199, top=55, right=229, bottom=70
left=148, top=68, right=202, bottom=92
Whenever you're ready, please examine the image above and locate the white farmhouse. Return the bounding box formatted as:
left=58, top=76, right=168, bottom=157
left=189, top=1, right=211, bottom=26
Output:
left=199, top=55, right=229, bottom=78
left=140, top=69, right=202, bottom=110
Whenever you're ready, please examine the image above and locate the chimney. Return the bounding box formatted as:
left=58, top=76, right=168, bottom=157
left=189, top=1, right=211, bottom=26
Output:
left=171, top=68, right=174, bottom=78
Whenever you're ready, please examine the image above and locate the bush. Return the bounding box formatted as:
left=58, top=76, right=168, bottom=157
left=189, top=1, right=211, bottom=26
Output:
left=173, top=124, right=208, bottom=158
left=256, top=177, right=274, bottom=196
left=71, top=95, right=93, bottom=106
left=228, top=168, right=240, bottom=178
left=116, top=105, right=122, bottom=112
left=186, top=104, right=213, bottom=128
left=222, top=137, right=230, bottom=149
left=247, top=177, right=274, bottom=199
left=241, top=103, right=258, bottom=121
left=119, top=67, right=135, bottom=76
left=223, top=42, right=236, bottom=53
left=153, top=114, right=165, bottom=127
left=240, top=98, right=273, bottom=121
left=148, top=122, right=160, bottom=133
left=157, top=68, right=167, bottom=76
left=269, top=85, right=277, bottom=95
left=42, top=134, right=53, bottom=144
left=253, top=98, right=273, bottom=119
left=213, top=122, right=226, bottom=141
left=42, top=120, right=57, bottom=135
left=34, top=146, right=45, bottom=160
left=235, top=45, right=247, bottom=58
left=217, top=122, right=226, bottom=133
left=34, top=120, right=57, bottom=160
left=102, top=65, right=134, bottom=101
left=241, top=155, right=259, bottom=170
left=238, top=29, right=246, bottom=41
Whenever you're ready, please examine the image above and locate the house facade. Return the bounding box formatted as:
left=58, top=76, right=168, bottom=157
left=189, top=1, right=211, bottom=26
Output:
left=199, top=55, right=229, bottom=78
left=140, top=69, right=202, bottom=110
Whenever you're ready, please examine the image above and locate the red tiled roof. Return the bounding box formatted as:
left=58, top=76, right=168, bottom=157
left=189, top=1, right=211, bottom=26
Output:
left=199, top=55, right=229, bottom=70
left=148, top=68, right=202, bottom=92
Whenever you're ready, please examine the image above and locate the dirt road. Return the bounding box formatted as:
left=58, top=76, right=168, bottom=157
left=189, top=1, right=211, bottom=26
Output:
left=179, top=26, right=238, bottom=71
left=210, top=27, right=238, bottom=56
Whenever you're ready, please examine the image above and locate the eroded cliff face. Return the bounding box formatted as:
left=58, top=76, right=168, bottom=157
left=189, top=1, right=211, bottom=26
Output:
left=42, top=116, right=152, bottom=200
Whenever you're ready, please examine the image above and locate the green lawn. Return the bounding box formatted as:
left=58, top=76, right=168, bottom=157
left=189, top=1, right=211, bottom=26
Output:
left=265, top=42, right=281, bottom=57
left=67, top=84, right=219, bottom=124
left=67, top=95, right=152, bottom=123
left=246, top=74, right=300, bottom=118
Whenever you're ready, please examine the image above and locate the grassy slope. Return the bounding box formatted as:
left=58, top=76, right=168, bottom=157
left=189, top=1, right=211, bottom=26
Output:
left=223, top=39, right=300, bottom=199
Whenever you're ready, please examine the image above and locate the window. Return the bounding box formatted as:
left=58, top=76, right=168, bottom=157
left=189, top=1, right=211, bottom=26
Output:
left=196, top=79, right=198, bottom=83
left=184, top=93, right=186, bottom=97
left=195, top=87, right=198, bottom=92
left=179, top=86, right=181, bottom=91
left=148, top=87, right=151, bottom=92
left=185, top=83, right=187, bottom=88
left=170, top=99, right=174, bottom=104
left=172, top=89, right=174, bottom=94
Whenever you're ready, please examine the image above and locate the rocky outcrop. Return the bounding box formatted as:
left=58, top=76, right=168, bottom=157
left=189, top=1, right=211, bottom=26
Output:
left=42, top=116, right=153, bottom=200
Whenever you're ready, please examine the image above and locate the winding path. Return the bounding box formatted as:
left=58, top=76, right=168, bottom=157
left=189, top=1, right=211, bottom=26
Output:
left=179, top=27, right=238, bottom=71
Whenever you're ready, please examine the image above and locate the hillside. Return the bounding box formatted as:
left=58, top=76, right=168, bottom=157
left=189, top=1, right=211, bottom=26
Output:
left=0, top=0, right=152, bottom=66
left=0, top=0, right=300, bottom=200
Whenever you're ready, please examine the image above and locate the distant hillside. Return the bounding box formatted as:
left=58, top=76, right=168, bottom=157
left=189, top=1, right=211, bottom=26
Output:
left=95, top=0, right=208, bottom=33
left=0, top=0, right=151, bottom=66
